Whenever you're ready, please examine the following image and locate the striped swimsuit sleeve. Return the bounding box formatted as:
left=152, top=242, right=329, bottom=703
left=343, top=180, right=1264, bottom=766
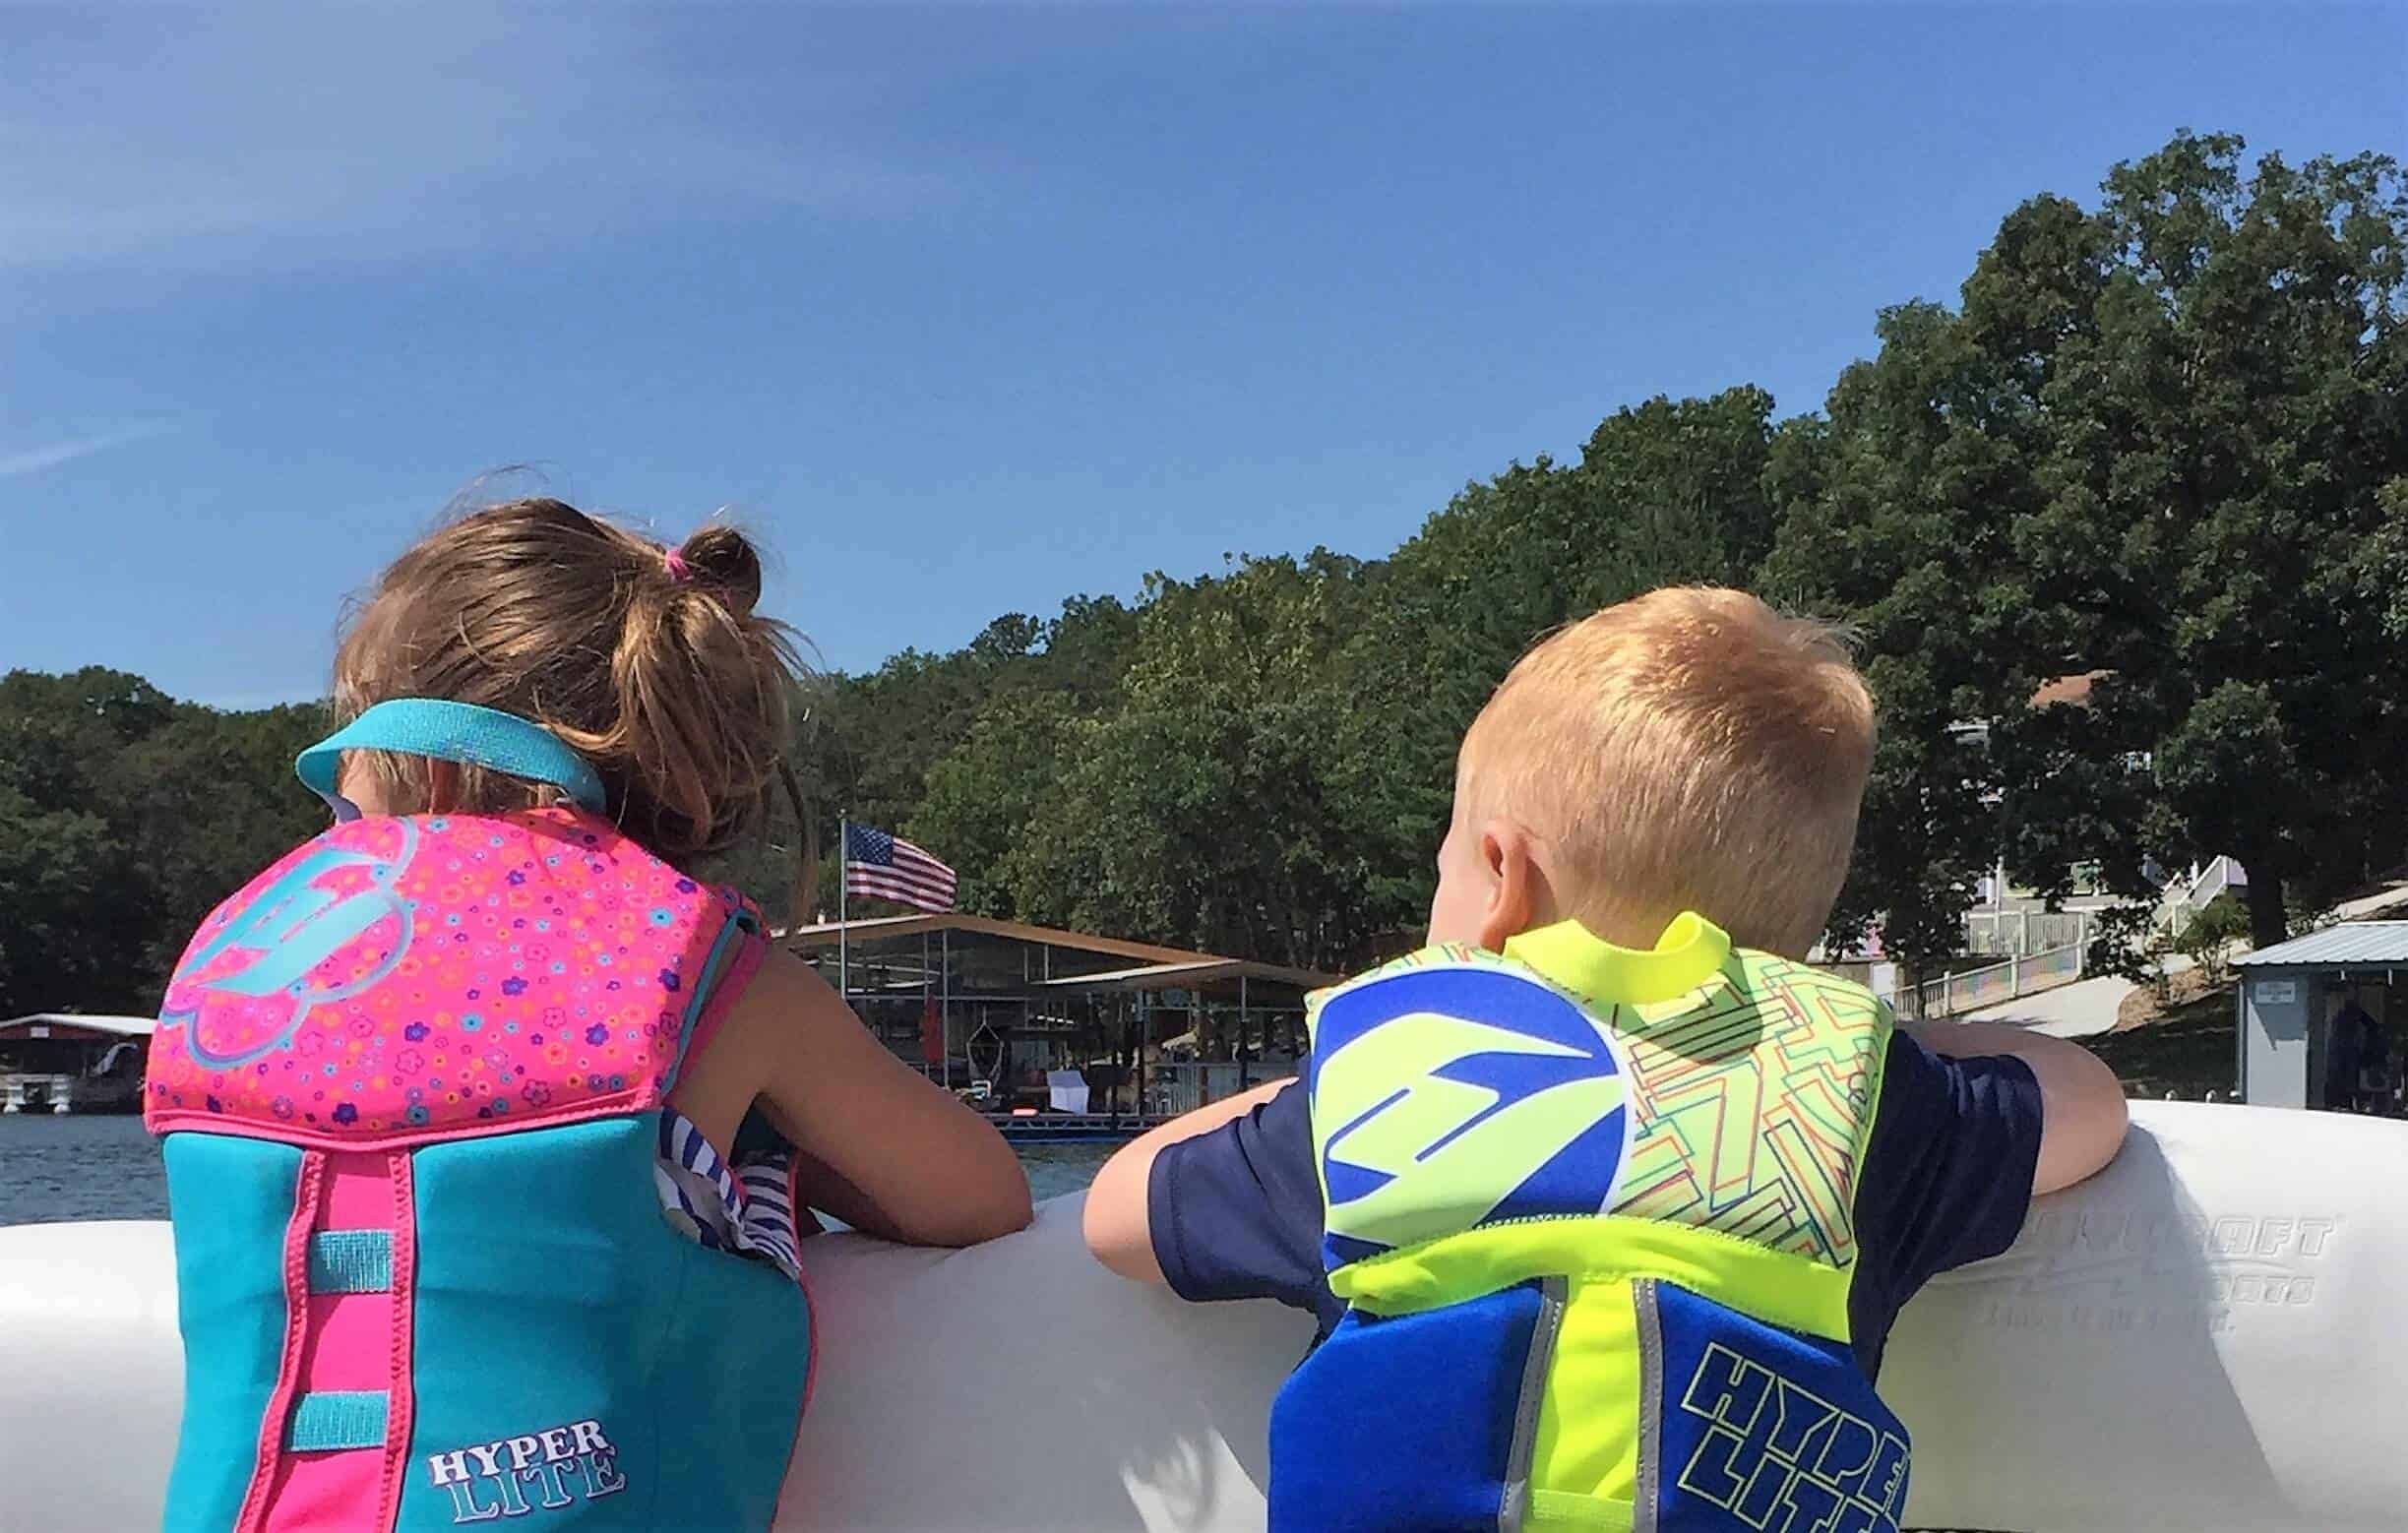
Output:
left=653, top=1108, right=805, bottom=1280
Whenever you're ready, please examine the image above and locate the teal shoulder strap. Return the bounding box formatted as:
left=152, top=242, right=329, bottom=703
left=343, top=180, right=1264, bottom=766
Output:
left=295, top=699, right=607, bottom=820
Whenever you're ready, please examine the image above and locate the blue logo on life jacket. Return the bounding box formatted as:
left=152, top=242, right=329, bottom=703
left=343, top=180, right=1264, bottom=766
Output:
left=1310, top=964, right=1634, bottom=1263
left=161, top=821, right=420, bottom=1069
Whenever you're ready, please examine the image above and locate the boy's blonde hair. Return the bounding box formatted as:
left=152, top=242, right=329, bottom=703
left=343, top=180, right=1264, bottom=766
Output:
left=334, top=498, right=814, bottom=894
left=1460, top=586, right=1874, bottom=957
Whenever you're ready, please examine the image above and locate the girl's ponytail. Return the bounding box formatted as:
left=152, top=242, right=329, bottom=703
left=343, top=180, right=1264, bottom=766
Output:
left=334, top=499, right=818, bottom=913
left=597, top=521, right=817, bottom=908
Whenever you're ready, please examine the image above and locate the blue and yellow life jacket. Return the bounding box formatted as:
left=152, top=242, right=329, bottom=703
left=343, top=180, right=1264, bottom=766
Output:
left=1269, top=914, right=1902, bottom=1533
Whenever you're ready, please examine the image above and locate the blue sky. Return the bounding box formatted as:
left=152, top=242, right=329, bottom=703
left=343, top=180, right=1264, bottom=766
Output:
left=5, top=4, right=2402, bottom=706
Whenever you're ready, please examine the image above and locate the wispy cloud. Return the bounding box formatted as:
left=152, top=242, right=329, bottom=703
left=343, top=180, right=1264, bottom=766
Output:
left=0, top=8, right=965, bottom=275
left=0, top=423, right=175, bottom=478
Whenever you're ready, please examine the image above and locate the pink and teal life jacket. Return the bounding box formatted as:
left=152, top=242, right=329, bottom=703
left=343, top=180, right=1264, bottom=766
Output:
left=145, top=700, right=811, bottom=1533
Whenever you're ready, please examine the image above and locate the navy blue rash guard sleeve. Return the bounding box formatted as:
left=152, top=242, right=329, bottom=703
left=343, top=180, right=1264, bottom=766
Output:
left=1147, top=1080, right=1345, bottom=1336
left=1146, top=1033, right=2046, bottom=1377
left=1847, top=1033, right=2045, bottom=1377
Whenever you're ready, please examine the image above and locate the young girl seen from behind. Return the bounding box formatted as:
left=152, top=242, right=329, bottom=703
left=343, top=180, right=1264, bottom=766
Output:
left=146, top=498, right=1030, bottom=1533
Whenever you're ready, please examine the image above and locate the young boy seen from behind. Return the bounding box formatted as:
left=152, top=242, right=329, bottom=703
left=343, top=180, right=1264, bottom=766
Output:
left=1084, top=586, right=2129, bottom=1533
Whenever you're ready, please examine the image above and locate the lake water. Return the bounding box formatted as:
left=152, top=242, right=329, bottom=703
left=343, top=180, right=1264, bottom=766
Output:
left=0, top=1114, right=1114, bottom=1227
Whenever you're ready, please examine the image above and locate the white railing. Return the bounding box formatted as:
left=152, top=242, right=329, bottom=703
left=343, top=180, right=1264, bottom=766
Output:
left=1890, top=941, right=2087, bottom=1020
left=1147, top=1059, right=1301, bottom=1116
left=1963, top=908, right=2094, bottom=956
left=2157, top=855, right=2248, bottom=934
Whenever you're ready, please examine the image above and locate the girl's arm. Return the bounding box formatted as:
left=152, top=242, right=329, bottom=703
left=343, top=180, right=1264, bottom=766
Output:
left=684, top=947, right=1032, bottom=1247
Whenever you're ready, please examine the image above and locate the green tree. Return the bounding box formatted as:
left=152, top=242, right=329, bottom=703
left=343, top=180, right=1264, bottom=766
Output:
left=1775, top=131, right=2408, bottom=960
left=1333, top=388, right=1786, bottom=945
left=909, top=690, right=1082, bottom=918
left=1010, top=553, right=1372, bottom=967
left=1760, top=300, right=2035, bottom=979
left=0, top=669, right=191, bottom=1012
left=1978, top=133, right=2408, bottom=948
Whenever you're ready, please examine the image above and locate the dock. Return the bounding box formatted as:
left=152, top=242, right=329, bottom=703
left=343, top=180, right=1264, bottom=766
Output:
left=982, top=1112, right=1169, bottom=1145
left=0, top=1014, right=154, bottom=1114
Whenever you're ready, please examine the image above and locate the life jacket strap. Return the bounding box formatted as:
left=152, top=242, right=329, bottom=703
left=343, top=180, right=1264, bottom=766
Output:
left=285, top=1390, right=390, bottom=1453
left=307, top=1229, right=394, bottom=1294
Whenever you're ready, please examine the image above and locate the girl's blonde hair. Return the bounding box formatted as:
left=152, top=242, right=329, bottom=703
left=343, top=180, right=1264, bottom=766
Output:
left=333, top=497, right=813, bottom=893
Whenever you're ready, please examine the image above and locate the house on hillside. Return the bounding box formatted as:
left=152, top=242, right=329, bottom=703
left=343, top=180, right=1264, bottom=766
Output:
left=1954, top=671, right=2243, bottom=940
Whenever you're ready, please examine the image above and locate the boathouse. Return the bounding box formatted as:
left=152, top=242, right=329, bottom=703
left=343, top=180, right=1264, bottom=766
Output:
left=781, top=914, right=1336, bottom=1136
left=0, top=1013, right=154, bottom=1114
left=2233, top=923, right=2408, bottom=1110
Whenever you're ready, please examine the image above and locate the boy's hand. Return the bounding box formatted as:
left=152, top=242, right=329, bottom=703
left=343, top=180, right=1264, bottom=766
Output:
left=1083, top=1078, right=1297, bottom=1283
left=1904, top=1020, right=2130, bottom=1195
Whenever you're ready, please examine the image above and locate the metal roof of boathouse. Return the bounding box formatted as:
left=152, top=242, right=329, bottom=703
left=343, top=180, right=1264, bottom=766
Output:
left=0, top=1013, right=157, bottom=1038
left=2234, top=923, right=2408, bottom=968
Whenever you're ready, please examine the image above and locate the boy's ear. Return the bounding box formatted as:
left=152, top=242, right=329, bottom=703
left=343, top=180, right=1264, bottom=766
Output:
left=1475, top=819, right=1554, bottom=951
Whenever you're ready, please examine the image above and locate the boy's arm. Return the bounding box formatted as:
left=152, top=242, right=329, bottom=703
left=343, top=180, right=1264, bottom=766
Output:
left=1083, top=1078, right=1297, bottom=1284
left=1902, top=1020, right=2129, bottom=1195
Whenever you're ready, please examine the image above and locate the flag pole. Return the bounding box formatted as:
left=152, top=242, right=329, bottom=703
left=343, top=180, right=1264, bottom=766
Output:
left=837, top=816, right=849, bottom=1010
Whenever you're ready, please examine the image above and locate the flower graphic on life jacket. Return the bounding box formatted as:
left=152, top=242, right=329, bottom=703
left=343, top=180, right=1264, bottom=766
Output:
left=658, top=968, right=681, bottom=993
left=332, top=1103, right=358, bottom=1126
left=403, top=1022, right=429, bottom=1042
left=522, top=1080, right=553, bottom=1107
left=585, top=1024, right=609, bottom=1047
left=502, top=977, right=528, bottom=997
left=346, top=1014, right=375, bottom=1039
left=395, top=1050, right=425, bottom=1076
left=270, top=1096, right=294, bottom=1120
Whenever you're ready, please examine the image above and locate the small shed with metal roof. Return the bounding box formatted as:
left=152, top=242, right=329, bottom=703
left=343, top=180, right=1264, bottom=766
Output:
left=2232, top=924, right=2408, bottom=1110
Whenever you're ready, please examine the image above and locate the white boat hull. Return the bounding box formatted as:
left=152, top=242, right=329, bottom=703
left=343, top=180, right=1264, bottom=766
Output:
left=1, top=1102, right=2400, bottom=1531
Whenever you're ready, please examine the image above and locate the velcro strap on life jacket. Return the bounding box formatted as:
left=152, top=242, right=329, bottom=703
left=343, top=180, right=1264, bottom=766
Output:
left=285, top=1390, right=389, bottom=1452
left=306, top=1230, right=393, bottom=1294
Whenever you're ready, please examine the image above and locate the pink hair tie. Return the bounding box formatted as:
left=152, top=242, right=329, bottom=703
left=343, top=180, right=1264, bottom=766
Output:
left=662, top=547, right=692, bottom=582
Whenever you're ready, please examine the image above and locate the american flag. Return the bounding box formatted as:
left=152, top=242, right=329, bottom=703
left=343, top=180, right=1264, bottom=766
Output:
left=842, top=823, right=957, bottom=913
